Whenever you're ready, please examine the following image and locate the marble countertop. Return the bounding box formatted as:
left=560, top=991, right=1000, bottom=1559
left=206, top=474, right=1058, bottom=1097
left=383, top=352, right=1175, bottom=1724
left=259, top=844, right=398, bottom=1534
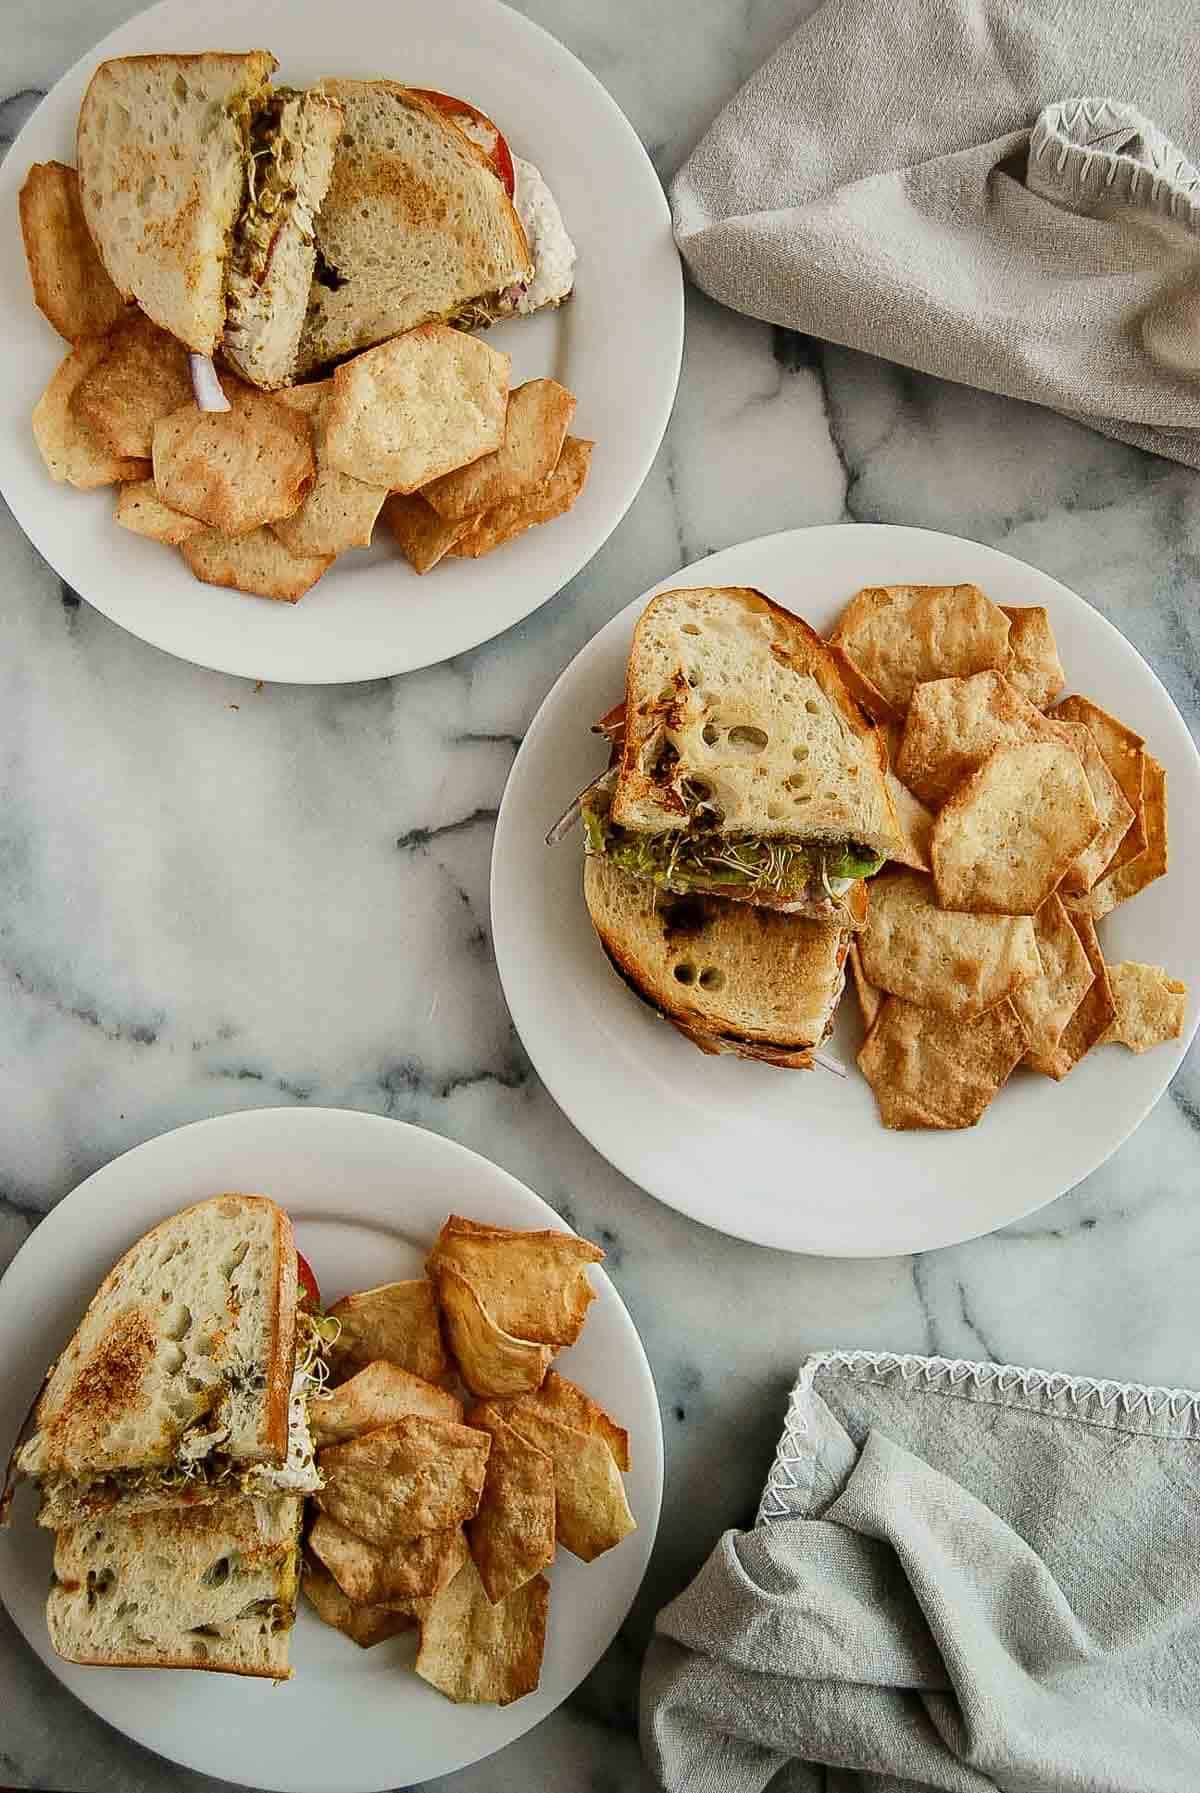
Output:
left=3, top=1, right=1199, bottom=1789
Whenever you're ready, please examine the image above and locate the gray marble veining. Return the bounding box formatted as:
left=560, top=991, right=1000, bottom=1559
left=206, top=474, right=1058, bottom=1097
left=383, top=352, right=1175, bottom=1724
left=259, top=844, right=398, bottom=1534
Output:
left=2, top=1, right=1199, bottom=1789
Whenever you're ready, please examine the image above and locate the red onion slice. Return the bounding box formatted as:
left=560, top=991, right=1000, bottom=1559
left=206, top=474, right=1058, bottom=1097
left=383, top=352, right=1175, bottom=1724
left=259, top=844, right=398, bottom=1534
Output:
left=189, top=353, right=230, bottom=413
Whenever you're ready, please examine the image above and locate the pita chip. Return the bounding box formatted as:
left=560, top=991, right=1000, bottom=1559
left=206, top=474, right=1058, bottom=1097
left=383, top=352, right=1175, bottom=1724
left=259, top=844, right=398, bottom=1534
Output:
left=857, top=996, right=1028, bottom=1130
left=1101, top=962, right=1187, bottom=1053
left=33, top=341, right=149, bottom=487
left=414, top=1555, right=548, bottom=1706
left=326, top=1279, right=447, bottom=1384
left=19, top=161, right=127, bottom=343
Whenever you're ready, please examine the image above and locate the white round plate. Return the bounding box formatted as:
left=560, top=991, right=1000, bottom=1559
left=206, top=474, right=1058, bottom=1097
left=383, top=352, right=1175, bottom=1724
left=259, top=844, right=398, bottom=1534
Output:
left=0, top=0, right=681, bottom=684
left=0, top=1108, right=661, bottom=1791
left=492, top=524, right=1200, bottom=1257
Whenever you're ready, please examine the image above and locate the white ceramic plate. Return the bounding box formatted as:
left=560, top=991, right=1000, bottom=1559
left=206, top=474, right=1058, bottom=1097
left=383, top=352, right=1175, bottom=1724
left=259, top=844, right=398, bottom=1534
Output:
left=492, top=524, right=1200, bottom=1257
left=0, top=1108, right=661, bottom=1791
left=0, top=0, right=681, bottom=684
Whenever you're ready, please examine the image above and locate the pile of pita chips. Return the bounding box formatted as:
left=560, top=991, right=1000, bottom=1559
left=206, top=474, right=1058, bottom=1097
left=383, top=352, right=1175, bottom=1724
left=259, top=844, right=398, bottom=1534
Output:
left=22, top=180, right=590, bottom=601
left=302, top=1214, right=634, bottom=1705
left=828, top=584, right=1186, bottom=1128
left=385, top=378, right=592, bottom=572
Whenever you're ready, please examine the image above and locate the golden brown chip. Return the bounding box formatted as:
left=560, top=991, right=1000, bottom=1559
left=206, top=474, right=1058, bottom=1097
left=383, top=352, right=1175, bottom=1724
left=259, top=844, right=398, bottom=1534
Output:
left=429, top=1215, right=603, bottom=1348
left=829, top=584, right=1011, bottom=713
left=273, top=381, right=387, bottom=555
left=181, top=526, right=332, bottom=603
left=451, top=438, right=593, bottom=558
left=311, top=1360, right=462, bottom=1447
left=847, top=942, right=885, bottom=1032
left=153, top=382, right=316, bottom=535
left=1055, top=721, right=1136, bottom=896
left=115, top=479, right=206, bottom=546
left=1051, top=696, right=1146, bottom=871
left=895, top=672, right=1062, bottom=806
left=423, top=379, right=576, bottom=520
left=857, top=996, right=1029, bottom=1129
left=497, top=1403, right=637, bottom=1562
left=495, top=1371, right=631, bottom=1472
left=308, top=1513, right=468, bottom=1605
left=432, top=1261, right=554, bottom=1398
left=828, top=644, right=900, bottom=725
left=325, top=325, right=509, bottom=491
left=326, top=1280, right=447, bottom=1385
left=1100, top=962, right=1188, bottom=1053
left=19, top=162, right=127, bottom=343
left=383, top=492, right=473, bottom=573
left=317, top=1417, right=489, bottom=1550
left=32, top=341, right=150, bottom=487
left=71, top=311, right=193, bottom=458
left=466, top=1408, right=555, bottom=1604
left=857, top=868, right=1041, bottom=1017
left=413, top=1555, right=548, bottom=1706
left=301, top=1554, right=415, bottom=1649
left=932, top=741, right=1100, bottom=914
left=1025, top=913, right=1114, bottom=1079
left=1010, top=895, right=1095, bottom=1060
left=1065, top=756, right=1167, bottom=920
left=887, top=778, right=934, bottom=874
left=1001, top=606, right=1065, bottom=709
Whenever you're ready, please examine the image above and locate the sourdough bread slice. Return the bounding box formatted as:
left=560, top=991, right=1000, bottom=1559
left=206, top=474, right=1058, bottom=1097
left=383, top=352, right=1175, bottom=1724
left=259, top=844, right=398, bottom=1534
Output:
left=584, top=855, right=850, bottom=1067
left=295, top=82, right=531, bottom=375
left=611, top=587, right=904, bottom=861
left=47, top=1493, right=302, bottom=1677
left=76, top=52, right=277, bottom=354
left=18, top=1194, right=297, bottom=1482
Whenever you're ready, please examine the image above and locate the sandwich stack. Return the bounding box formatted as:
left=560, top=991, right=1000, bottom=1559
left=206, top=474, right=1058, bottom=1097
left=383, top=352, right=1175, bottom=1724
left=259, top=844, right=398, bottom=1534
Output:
left=575, top=586, right=910, bottom=1068
left=3, top=1194, right=326, bottom=1678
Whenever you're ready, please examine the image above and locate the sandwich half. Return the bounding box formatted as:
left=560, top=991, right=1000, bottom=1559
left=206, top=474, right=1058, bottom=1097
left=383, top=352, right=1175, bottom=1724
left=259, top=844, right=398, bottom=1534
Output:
left=48, top=1492, right=303, bottom=1678
left=14, top=1194, right=326, bottom=1530
left=76, top=51, right=278, bottom=356
left=76, top=54, right=342, bottom=387
left=583, top=587, right=905, bottom=919
left=296, top=81, right=533, bottom=375
left=584, top=855, right=850, bottom=1067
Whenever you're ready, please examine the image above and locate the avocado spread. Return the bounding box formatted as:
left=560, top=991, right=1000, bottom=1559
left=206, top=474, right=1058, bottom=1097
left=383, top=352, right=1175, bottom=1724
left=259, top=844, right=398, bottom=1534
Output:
left=582, top=796, right=883, bottom=899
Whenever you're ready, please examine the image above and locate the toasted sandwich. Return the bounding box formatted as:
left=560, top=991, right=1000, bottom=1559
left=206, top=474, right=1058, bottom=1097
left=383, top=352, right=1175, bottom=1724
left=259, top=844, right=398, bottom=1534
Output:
left=581, top=587, right=906, bottom=919
left=47, top=1492, right=303, bottom=1678
left=10, top=1194, right=330, bottom=1530
left=76, top=53, right=342, bottom=387
left=584, top=855, right=851, bottom=1067
left=295, top=81, right=543, bottom=375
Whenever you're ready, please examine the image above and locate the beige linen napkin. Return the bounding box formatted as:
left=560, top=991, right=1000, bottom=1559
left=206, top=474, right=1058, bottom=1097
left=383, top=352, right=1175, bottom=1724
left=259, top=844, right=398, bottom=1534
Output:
left=642, top=1349, right=1200, bottom=1791
left=670, top=0, right=1200, bottom=465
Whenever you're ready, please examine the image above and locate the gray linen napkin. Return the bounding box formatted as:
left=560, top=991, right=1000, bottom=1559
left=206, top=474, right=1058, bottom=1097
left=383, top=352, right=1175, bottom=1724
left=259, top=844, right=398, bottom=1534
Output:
left=670, top=0, right=1200, bottom=467
left=641, top=1350, right=1200, bottom=1791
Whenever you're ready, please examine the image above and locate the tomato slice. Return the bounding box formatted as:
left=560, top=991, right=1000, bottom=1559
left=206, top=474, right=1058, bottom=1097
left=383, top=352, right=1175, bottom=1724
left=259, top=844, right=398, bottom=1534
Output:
left=296, top=1251, right=321, bottom=1311
left=411, top=88, right=516, bottom=198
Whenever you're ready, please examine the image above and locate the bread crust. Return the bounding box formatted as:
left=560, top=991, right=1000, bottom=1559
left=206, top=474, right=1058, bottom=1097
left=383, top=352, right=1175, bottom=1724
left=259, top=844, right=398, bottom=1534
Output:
left=261, top=1197, right=297, bottom=1463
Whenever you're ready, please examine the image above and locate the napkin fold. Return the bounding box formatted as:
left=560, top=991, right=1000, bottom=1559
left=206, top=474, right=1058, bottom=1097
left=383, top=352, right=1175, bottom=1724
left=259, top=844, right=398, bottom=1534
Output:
left=641, top=1350, right=1200, bottom=1792
left=669, top=0, right=1200, bottom=466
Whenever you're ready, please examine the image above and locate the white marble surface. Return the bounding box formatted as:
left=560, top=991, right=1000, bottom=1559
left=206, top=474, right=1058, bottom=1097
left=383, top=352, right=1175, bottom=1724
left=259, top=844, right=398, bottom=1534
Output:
left=3, top=2, right=1200, bottom=1790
